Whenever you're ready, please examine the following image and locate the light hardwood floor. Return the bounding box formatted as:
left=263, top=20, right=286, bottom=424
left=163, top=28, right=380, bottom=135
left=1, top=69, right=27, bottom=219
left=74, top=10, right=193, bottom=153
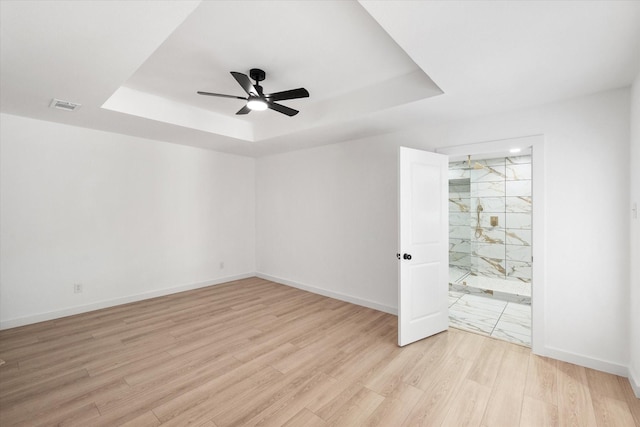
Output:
left=0, top=277, right=638, bottom=426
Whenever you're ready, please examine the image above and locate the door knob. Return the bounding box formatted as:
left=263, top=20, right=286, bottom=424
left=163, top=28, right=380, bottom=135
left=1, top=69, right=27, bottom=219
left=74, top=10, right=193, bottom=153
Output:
left=403, top=253, right=412, bottom=260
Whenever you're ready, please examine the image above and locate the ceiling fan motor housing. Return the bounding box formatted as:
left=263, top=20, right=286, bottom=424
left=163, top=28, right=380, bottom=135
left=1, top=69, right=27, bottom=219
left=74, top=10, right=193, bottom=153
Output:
left=249, top=68, right=266, bottom=82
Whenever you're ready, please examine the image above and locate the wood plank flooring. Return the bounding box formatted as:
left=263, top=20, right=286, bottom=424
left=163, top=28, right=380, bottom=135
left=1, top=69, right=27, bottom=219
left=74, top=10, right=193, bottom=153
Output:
left=0, top=277, right=638, bottom=426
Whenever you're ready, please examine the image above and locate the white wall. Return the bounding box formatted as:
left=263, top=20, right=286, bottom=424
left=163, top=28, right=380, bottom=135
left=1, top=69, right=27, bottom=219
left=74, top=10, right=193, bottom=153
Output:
left=0, top=113, right=256, bottom=328
left=630, top=73, right=640, bottom=396
left=256, top=87, right=631, bottom=375
left=256, top=138, right=399, bottom=313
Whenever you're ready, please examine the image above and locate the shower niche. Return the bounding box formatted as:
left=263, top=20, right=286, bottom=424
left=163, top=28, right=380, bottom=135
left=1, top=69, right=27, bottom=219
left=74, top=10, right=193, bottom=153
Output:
left=448, top=155, right=532, bottom=303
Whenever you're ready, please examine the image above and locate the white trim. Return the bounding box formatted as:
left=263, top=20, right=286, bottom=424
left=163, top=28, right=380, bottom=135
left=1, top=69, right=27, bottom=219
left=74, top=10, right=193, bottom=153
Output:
left=530, top=137, right=545, bottom=356
left=539, top=345, right=629, bottom=377
left=629, top=365, right=640, bottom=398
left=0, top=272, right=255, bottom=330
left=435, top=134, right=540, bottom=161
left=256, top=272, right=398, bottom=315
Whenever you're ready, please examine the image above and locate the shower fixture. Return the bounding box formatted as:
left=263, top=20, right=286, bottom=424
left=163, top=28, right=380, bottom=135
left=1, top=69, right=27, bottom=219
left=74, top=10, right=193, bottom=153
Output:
left=467, top=155, right=486, bottom=170
left=475, top=203, right=484, bottom=238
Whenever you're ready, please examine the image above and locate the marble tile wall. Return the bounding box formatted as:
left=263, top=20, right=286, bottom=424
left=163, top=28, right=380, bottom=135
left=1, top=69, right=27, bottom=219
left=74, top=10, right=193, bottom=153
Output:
left=448, top=155, right=532, bottom=283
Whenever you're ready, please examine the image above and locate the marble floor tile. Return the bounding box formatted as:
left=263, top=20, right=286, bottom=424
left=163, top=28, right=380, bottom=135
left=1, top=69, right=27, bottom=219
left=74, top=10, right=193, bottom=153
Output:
left=494, top=315, right=530, bottom=336
left=503, top=301, right=531, bottom=313
left=501, top=302, right=531, bottom=319
left=490, top=328, right=531, bottom=346
left=499, top=307, right=531, bottom=327
left=449, top=300, right=504, bottom=336
left=449, top=313, right=496, bottom=335
left=455, top=294, right=507, bottom=312
left=449, top=304, right=502, bottom=322
left=497, top=323, right=530, bottom=346
left=448, top=292, right=531, bottom=347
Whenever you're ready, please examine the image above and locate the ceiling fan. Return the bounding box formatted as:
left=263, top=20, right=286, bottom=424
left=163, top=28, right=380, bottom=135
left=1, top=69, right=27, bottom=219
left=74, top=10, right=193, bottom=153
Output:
left=197, top=68, right=309, bottom=117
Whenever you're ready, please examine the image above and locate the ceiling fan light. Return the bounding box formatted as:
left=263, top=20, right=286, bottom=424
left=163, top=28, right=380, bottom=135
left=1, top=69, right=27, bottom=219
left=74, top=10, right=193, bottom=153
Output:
left=247, top=97, right=268, bottom=111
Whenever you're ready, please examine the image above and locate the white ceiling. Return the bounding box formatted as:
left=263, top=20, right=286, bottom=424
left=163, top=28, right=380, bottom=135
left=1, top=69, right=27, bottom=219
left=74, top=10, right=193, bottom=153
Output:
left=2, top=1, right=639, bottom=157
left=102, top=1, right=441, bottom=143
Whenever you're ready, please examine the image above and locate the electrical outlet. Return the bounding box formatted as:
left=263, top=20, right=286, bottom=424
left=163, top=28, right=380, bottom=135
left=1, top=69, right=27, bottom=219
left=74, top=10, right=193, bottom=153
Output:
left=73, top=283, right=83, bottom=294
left=219, top=262, right=225, bottom=270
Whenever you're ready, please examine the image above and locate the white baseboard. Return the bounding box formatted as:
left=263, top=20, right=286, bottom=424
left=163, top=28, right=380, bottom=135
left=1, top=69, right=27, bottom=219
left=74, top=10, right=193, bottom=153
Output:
left=0, top=272, right=255, bottom=330
left=538, top=345, right=629, bottom=377
left=629, top=365, right=640, bottom=398
left=256, top=272, right=397, bottom=315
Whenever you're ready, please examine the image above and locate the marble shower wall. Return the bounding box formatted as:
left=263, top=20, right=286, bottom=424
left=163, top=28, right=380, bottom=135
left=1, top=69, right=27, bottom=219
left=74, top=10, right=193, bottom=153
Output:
left=448, top=155, right=532, bottom=283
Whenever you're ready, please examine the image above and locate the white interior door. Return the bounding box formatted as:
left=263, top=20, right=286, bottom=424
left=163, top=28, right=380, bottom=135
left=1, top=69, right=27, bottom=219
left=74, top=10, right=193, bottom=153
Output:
left=398, top=147, right=449, bottom=347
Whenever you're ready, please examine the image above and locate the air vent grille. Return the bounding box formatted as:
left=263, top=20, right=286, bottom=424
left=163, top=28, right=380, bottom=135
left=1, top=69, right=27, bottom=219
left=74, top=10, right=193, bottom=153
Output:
left=49, top=98, right=81, bottom=112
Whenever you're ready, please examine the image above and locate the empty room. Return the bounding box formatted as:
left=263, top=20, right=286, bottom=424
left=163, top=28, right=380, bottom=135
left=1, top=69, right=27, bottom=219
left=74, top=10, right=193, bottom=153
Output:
left=1, top=1, right=639, bottom=426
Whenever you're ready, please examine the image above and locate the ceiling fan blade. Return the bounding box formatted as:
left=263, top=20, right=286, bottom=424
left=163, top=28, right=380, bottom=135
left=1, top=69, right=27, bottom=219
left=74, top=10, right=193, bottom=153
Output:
left=230, top=72, right=258, bottom=96
left=197, top=91, right=246, bottom=100
left=236, top=105, right=251, bottom=115
left=268, top=102, right=299, bottom=116
left=265, top=88, right=309, bottom=102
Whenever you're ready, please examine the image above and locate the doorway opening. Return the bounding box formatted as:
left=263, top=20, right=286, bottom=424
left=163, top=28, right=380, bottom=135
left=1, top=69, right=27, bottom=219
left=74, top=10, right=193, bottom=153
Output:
left=448, top=152, right=532, bottom=346
left=436, top=135, right=545, bottom=354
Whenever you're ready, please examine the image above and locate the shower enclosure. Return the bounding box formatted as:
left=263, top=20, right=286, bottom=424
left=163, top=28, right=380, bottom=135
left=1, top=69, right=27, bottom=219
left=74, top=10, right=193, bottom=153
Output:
left=448, top=154, right=532, bottom=304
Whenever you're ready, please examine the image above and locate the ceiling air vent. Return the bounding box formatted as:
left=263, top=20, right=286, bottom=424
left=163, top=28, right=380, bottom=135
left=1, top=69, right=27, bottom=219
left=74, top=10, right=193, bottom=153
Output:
left=49, top=98, right=81, bottom=112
